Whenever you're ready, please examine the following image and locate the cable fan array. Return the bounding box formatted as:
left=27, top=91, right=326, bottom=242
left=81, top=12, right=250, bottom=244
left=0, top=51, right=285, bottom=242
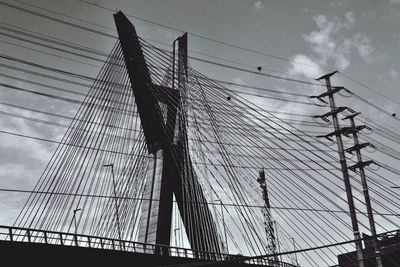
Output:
left=0, top=6, right=398, bottom=265
left=14, top=42, right=149, bottom=241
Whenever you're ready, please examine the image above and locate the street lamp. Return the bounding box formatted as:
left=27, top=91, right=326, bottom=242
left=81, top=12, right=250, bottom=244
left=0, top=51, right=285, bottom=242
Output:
left=73, top=208, right=82, bottom=235
left=291, top=237, right=299, bottom=266
left=103, top=163, right=123, bottom=245
left=216, top=199, right=228, bottom=253
left=174, top=227, right=180, bottom=247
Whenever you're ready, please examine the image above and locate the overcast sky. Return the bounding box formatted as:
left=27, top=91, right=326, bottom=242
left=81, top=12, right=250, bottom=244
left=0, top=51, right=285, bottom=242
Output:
left=1, top=0, right=400, bottom=265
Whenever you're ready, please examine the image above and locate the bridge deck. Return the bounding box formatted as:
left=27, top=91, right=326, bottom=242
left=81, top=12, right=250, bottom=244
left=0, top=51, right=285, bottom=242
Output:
left=0, top=225, right=295, bottom=267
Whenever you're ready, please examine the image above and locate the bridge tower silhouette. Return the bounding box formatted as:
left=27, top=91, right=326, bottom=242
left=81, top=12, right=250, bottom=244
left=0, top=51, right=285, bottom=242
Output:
left=114, top=11, right=221, bottom=252
left=0, top=10, right=304, bottom=267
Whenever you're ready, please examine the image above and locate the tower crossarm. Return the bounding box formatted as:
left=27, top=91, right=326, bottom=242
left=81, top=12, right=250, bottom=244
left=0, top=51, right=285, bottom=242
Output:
left=317, top=126, right=362, bottom=140
left=348, top=160, right=374, bottom=172
left=345, top=142, right=372, bottom=154
left=310, top=86, right=346, bottom=99
left=313, top=106, right=348, bottom=119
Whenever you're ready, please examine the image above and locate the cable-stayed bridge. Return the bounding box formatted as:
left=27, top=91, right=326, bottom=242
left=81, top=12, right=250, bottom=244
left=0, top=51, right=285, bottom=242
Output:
left=1, top=7, right=400, bottom=267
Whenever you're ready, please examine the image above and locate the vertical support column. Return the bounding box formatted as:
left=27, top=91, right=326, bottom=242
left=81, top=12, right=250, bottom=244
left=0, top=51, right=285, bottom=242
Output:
left=177, top=33, right=188, bottom=84
left=138, top=149, right=164, bottom=245
left=344, top=114, right=382, bottom=267
left=176, top=33, right=188, bottom=144
left=174, top=33, right=222, bottom=254
left=316, top=71, right=365, bottom=267
left=115, top=11, right=173, bottom=248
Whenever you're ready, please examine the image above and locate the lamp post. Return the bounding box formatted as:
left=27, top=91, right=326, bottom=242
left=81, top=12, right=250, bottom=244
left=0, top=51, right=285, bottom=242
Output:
left=72, top=208, right=82, bottom=246
left=291, top=237, right=299, bottom=266
left=73, top=208, right=82, bottom=235
left=103, top=163, right=123, bottom=246
left=216, top=199, right=228, bottom=253
left=174, top=227, right=180, bottom=247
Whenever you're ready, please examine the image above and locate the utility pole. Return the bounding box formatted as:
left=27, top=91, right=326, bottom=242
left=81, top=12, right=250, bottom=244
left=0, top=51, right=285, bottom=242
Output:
left=103, top=163, right=124, bottom=250
left=343, top=113, right=383, bottom=267
left=311, top=71, right=365, bottom=267
left=257, top=169, right=279, bottom=265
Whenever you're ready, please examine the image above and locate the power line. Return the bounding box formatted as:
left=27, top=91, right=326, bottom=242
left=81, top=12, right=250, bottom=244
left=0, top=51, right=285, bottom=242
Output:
left=339, top=71, right=400, bottom=106
left=0, top=1, right=116, bottom=39
left=1, top=187, right=399, bottom=217
left=0, top=17, right=322, bottom=88
left=190, top=55, right=324, bottom=87
left=0, top=63, right=319, bottom=106
left=0, top=30, right=314, bottom=99
left=2, top=0, right=397, bottom=117
left=0, top=39, right=102, bottom=68
left=77, top=0, right=332, bottom=72
left=1, top=5, right=399, bottom=262
left=2, top=0, right=331, bottom=74
left=0, top=128, right=334, bottom=171
left=0, top=16, right=314, bottom=82
left=0, top=33, right=392, bottom=185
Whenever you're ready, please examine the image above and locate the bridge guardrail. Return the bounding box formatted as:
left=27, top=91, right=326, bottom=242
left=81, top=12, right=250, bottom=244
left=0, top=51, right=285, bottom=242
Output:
left=0, top=225, right=296, bottom=266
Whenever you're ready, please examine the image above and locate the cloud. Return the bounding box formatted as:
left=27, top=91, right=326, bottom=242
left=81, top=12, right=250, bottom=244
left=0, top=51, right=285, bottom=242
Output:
left=288, top=54, right=323, bottom=78
left=352, top=33, right=373, bottom=59
left=390, top=0, right=400, bottom=4
left=330, top=0, right=346, bottom=7
left=300, top=12, right=373, bottom=71
left=253, top=1, right=264, bottom=10
left=389, top=69, right=399, bottom=80
left=0, top=94, right=57, bottom=204
left=232, top=77, right=244, bottom=85
left=345, top=11, right=355, bottom=26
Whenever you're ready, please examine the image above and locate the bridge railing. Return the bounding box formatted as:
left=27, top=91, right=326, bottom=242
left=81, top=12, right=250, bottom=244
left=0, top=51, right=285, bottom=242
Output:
left=0, top=225, right=295, bottom=266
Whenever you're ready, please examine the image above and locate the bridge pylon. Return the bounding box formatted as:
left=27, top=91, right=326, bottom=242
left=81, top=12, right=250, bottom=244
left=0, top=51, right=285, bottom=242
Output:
left=114, top=11, right=221, bottom=254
